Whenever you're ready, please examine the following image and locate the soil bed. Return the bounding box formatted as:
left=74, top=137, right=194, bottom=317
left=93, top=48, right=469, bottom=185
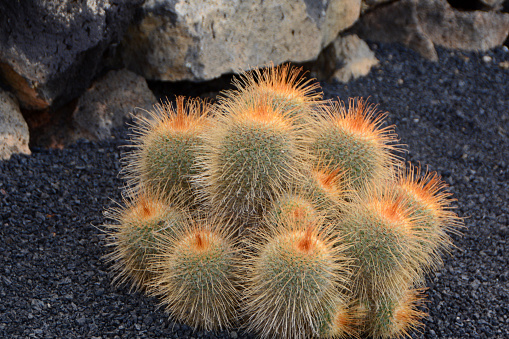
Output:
left=1, top=43, right=508, bottom=338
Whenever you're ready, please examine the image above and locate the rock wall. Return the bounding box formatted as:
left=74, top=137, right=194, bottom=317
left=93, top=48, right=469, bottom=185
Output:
left=0, top=0, right=508, bottom=156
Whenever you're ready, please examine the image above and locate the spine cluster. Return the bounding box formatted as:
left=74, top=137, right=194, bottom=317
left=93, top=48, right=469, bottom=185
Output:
left=103, top=64, right=462, bottom=338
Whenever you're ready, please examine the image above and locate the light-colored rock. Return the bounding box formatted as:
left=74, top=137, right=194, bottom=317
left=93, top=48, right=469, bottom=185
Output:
left=479, top=0, right=505, bottom=9
left=72, top=69, right=157, bottom=141
left=331, top=34, right=379, bottom=82
left=120, top=0, right=361, bottom=81
left=352, top=0, right=438, bottom=60
left=0, top=90, right=31, bottom=160
left=361, top=0, right=393, bottom=13
left=417, top=0, right=509, bottom=51
left=353, top=0, right=509, bottom=60
left=312, top=34, right=379, bottom=82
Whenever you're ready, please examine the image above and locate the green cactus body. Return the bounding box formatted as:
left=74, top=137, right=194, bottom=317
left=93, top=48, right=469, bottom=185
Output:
left=338, top=194, right=422, bottom=300
left=148, top=220, right=240, bottom=331
left=366, top=288, right=427, bottom=339
left=389, top=166, right=461, bottom=272
left=196, top=98, right=307, bottom=220
left=306, top=98, right=401, bottom=193
left=104, top=194, right=188, bottom=290
left=266, top=192, right=321, bottom=230
left=299, top=165, right=349, bottom=218
left=123, top=97, right=210, bottom=208
left=243, top=223, right=350, bottom=339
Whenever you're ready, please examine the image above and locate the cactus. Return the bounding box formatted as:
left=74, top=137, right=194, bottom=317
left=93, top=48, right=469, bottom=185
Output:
left=390, top=164, right=462, bottom=271
left=103, top=64, right=462, bottom=339
left=122, top=96, right=210, bottom=208
left=103, top=191, right=188, bottom=290
left=337, top=189, right=424, bottom=300
left=220, top=63, right=324, bottom=121
left=365, top=288, right=427, bottom=339
left=301, top=162, right=349, bottom=216
left=195, top=94, right=308, bottom=220
left=148, top=216, right=240, bottom=331
left=266, top=191, right=322, bottom=230
left=319, top=298, right=365, bottom=339
left=243, top=218, right=351, bottom=339
left=305, top=98, right=401, bottom=193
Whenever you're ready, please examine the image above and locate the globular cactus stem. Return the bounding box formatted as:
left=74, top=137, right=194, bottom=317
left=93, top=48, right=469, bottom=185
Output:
left=305, top=98, right=402, bottom=193
left=365, top=288, right=428, bottom=339
left=390, top=164, right=463, bottom=271
left=103, top=190, right=188, bottom=291
left=147, top=215, right=241, bottom=331
left=337, top=189, right=424, bottom=300
left=221, top=63, right=324, bottom=122
left=122, top=96, right=210, bottom=208
left=243, top=218, right=351, bottom=339
left=195, top=94, right=308, bottom=221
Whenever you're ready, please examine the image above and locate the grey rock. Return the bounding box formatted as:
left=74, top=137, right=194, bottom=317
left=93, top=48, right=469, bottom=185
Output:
left=353, top=0, right=509, bottom=60
left=315, top=34, right=379, bottom=82
left=352, top=0, right=439, bottom=60
left=72, top=69, right=156, bottom=141
left=0, top=0, right=143, bottom=110
left=417, top=0, right=509, bottom=51
left=119, top=0, right=361, bottom=82
left=0, top=90, right=30, bottom=160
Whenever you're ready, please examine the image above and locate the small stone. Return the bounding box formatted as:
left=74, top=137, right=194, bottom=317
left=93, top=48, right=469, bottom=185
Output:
left=482, top=55, right=492, bottom=63
left=499, top=61, right=509, bottom=70
left=230, top=331, right=238, bottom=339
left=470, top=279, right=481, bottom=289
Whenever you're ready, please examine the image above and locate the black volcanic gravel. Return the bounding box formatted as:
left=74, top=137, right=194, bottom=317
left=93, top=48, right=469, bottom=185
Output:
left=1, top=43, right=508, bottom=338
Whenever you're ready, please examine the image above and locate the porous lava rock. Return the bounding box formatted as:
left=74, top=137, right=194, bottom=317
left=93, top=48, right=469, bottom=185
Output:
left=0, top=0, right=143, bottom=110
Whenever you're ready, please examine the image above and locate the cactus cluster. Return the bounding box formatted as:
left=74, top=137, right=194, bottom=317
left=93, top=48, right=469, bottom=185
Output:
left=103, top=64, right=461, bottom=338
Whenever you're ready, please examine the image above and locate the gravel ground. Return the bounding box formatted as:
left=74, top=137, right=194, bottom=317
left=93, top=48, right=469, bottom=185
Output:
left=1, top=43, right=508, bottom=338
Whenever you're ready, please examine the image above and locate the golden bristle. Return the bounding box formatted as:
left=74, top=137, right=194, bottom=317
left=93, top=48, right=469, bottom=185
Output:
left=324, top=298, right=366, bottom=339
left=396, top=164, right=462, bottom=231
left=312, top=165, right=346, bottom=195
left=326, top=98, right=395, bottom=146
left=229, top=63, right=323, bottom=104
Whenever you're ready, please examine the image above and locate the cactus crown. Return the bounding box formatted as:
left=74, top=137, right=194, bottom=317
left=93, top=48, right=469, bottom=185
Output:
left=121, top=96, right=210, bottom=205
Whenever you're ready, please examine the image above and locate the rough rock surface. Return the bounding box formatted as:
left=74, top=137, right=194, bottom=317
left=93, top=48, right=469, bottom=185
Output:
left=418, top=0, right=509, bottom=51
left=315, top=34, right=379, bottom=82
left=0, top=0, right=143, bottom=110
left=353, top=0, right=509, bottom=60
left=119, top=0, right=361, bottom=81
left=0, top=90, right=30, bottom=160
left=353, top=0, right=439, bottom=60
left=72, top=69, right=157, bottom=141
